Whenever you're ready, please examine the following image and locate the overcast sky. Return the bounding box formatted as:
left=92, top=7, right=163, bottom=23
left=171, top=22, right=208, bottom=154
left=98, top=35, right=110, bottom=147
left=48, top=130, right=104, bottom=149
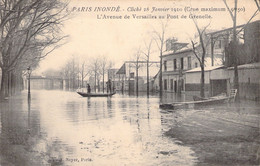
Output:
left=36, top=0, right=259, bottom=73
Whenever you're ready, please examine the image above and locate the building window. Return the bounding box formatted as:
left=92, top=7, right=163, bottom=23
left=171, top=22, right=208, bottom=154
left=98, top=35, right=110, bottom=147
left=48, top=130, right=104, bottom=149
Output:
left=188, top=57, right=191, bottom=69
left=164, top=61, right=167, bottom=71
left=130, top=72, right=134, bottom=78
left=195, top=62, right=198, bottom=68
left=164, top=79, right=167, bottom=90
left=174, top=59, right=177, bottom=70
left=181, top=79, right=184, bottom=91
left=181, top=58, right=184, bottom=70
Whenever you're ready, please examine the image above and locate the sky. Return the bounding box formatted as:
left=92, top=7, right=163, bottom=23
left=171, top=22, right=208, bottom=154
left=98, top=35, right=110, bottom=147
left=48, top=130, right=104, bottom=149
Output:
left=36, top=0, right=259, bottom=73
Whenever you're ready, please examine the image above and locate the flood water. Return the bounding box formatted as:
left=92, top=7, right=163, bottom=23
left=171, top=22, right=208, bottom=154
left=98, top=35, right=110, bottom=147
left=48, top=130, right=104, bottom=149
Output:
left=0, top=90, right=197, bottom=166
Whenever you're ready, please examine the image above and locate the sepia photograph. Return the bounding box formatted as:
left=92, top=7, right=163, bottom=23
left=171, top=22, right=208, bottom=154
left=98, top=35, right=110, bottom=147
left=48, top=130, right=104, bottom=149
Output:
left=0, top=0, right=259, bottom=165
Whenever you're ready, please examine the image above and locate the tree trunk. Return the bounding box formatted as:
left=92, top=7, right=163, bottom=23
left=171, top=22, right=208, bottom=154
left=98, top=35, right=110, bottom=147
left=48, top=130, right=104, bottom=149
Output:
left=94, top=72, right=96, bottom=93
left=128, top=63, right=131, bottom=94
left=159, top=51, right=163, bottom=97
left=211, top=35, right=214, bottom=66
left=147, top=61, right=149, bottom=96
left=200, top=65, right=205, bottom=98
left=11, top=72, right=15, bottom=95
left=233, top=0, right=239, bottom=100
left=136, top=63, right=139, bottom=96
left=0, top=69, right=7, bottom=99
left=81, top=76, right=84, bottom=88
left=8, top=71, right=13, bottom=97
left=102, top=71, right=105, bottom=93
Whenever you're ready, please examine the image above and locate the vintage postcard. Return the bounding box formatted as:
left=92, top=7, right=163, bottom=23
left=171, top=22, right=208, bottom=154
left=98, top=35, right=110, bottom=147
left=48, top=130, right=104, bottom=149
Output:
left=0, top=0, right=259, bottom=165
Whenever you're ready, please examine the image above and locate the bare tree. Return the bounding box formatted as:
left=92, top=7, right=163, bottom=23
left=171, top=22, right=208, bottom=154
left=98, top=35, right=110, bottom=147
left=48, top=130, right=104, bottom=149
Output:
left=79, top=61, right=91, bottom=88
left=141, top=39, right=153, bottom=96
left=90, top=57, right=100, bottom=93
left=99, top=56, right=108, bottom=93
left=190, top=20, right=210, bottom=98
left=223, top=0, right=240, bottom=99
left=61, top=56, right=79, bottom=90
left=132, top=48, right=142, bottom=96
left=153, top=21, right=168, bottom=97
left=223, top=0, right=259, bottom=100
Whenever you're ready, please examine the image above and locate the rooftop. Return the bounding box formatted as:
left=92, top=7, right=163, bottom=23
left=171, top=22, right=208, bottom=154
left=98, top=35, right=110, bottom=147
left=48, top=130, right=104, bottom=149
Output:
left=186, top=65, right=224, bottom=73
left=163, top=48, right=193, bottom=57
left=228, top=62, right=260, bottom=70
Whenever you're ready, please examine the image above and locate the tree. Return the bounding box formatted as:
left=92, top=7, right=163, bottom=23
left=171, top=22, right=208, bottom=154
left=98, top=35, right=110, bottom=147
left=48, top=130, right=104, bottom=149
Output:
left=254, top=0, right=260, bottom=10
left=153, top=21, right=168, bottom=97
left=132, top=48, right=142, bottom=96
left=141, top=39, right=153, bottom=96
left=0, top=0, right=68, bottom=98
left=223, top=0, right=259, bottom=100
left=107, top=61, right=115, bottom=91
left=89, top=57, right=100, bottom=93
left=99, top=56, right=108, bottom=93
left=79, top=61, right=91, bottom=88
left=190, top=20, right=210, bottom=98
left=61, top=56, right=79, bottom=90
left=223, top=0, right=239, bottom=97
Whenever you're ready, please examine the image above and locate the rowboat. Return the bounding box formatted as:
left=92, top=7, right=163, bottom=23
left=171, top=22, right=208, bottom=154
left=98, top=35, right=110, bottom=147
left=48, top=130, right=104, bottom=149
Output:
left=77, top=91, right=116, bottom=97
left=160, top=89, right=237, bottom=110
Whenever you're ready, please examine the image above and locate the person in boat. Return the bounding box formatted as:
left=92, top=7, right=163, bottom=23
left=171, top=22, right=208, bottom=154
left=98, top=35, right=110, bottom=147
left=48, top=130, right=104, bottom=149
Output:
left=106, top=81, right=108, bottom=93
left=108, top=79, right=112, bottom=93
left=87, top=84, right=91, bottom=93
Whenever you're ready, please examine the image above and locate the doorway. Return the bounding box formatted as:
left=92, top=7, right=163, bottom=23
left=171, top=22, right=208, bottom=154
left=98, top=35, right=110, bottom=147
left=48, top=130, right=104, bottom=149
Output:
left=210, top=79, right=227, bottom=96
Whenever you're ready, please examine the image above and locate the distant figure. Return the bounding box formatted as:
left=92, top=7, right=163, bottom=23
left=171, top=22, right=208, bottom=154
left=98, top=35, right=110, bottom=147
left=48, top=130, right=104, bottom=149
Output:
left=87, top=84, right=91, bottom=93
left=106, top=81, right=108, bottom=93
left=108, top=79, right=112, bottom=93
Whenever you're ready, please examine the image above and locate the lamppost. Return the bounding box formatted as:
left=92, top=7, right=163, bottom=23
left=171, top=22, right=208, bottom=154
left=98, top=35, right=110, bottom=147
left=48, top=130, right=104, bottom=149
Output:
left=27, top=67, right=32, bottom=98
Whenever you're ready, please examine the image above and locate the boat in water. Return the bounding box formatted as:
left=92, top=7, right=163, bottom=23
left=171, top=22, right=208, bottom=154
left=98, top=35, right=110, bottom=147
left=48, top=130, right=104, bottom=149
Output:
left=160, top=89, right=237, bottom=110
left=77, top=91, right=116, bottom=97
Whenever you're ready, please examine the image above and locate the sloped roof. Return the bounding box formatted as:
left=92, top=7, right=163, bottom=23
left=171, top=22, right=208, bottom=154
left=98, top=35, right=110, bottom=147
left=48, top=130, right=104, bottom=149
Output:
left=163, top=48, right=193, bottom=57
left=116, top=63, right=126, bottom=74
left=228, top=62, right=260, bottom=70
left=186, top=65, right=224, bottom=73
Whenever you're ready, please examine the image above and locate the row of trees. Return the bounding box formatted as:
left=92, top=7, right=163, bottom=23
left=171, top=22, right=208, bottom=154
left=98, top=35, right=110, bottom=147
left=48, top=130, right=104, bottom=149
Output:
left=0, top=0, right=69, bottom=99
left=60, top=55, right=114, bottom=92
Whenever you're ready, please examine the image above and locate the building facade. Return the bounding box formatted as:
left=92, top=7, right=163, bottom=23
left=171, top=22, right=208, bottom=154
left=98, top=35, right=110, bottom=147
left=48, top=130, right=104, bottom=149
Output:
left=24, top=76, right=63, bottom=90
left=160, top=20, right=260, bottom=100
left=186, top=20, right=260, bottom=99
left=162, top=48, right=199, bottom=93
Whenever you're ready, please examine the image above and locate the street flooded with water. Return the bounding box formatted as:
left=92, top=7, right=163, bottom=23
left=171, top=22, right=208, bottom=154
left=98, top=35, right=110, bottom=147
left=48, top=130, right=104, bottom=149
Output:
left=0, top=90, right=259, bottom=166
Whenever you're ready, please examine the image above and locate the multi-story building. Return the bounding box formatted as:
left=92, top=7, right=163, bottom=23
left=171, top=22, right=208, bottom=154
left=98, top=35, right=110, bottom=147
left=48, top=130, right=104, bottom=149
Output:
left=161, top=47, right=200, bottom=93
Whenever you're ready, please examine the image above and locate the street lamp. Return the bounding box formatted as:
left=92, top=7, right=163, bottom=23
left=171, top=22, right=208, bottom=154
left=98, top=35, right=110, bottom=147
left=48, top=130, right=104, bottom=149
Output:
left=27, top=67, right=32, bottom=98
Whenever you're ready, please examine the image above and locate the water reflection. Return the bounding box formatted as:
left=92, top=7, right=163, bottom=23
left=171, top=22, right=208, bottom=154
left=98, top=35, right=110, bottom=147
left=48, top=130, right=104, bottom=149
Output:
left=0, top=90, right=197, bottom=166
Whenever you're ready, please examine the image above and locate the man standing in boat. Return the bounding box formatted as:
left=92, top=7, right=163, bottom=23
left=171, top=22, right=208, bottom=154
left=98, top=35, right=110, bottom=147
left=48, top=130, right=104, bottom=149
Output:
left=108, top=79, right=112, bottom=94
left=87, top=84, right=91, bottom=93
